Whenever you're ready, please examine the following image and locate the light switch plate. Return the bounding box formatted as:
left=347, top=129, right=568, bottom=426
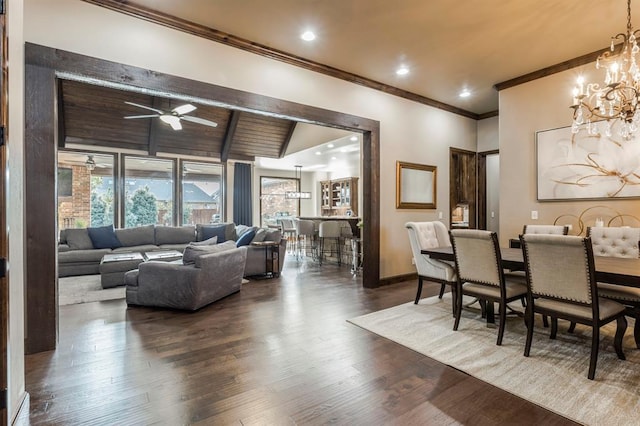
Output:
left=531, top=210, right=538, bottom=220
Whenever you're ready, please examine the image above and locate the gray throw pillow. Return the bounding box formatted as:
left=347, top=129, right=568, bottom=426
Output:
left=182, top=240, right=236, bottom=264
left=190, top=236, right=218, bottom=246
left=65, top=228, right=94, bottom=250
left=251, top=228, right=267, bottom=243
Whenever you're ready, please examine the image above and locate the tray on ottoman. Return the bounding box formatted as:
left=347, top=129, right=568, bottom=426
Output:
left=99, top=252, right=145, bottom=288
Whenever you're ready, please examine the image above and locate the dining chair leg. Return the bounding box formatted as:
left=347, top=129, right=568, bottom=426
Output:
left=568, top=322, right=576, bottom=333
left=542, top=315, right=549, bottom=328
left=496, top=302, right=507, bottom=346
left=614, top=316, right=627, bottom=360
left=550, top=317, right=558, bottom=339
left=438, top=283, right=445, bottom=299
left=414, top=277, right=423, bottom=304
left=524, top=304, right=534, bottom=357
left=632, top=309, right=640, bottom=349
left=588, top=326, right=600, bottom=380
left=450, top=284, right=457, bottom=317
left=480, top=300, right=487, bottom=318
left=453, top=283, right=462, bottom=331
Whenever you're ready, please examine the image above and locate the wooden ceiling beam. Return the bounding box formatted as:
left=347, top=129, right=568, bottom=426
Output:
left=56, top=79, right=66, bottom=148
left=279, top=121, right=297, bottom=158
left=220, top=110, right=240, bottom=162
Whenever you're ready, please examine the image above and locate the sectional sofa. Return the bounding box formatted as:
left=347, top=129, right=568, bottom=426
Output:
left=58, top=223, right=286, bottom=278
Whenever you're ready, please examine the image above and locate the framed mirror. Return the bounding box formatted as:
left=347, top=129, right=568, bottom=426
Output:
left=396, top=161, right=437, bottom=209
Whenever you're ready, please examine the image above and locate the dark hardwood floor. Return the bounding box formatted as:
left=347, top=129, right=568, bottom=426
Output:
left=23, top=256, right=578, bottom=425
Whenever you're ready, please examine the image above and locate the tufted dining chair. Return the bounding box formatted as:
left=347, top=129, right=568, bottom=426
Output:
left=520, top=234, right=627, bottom=380
left=587, top=226, right=640, bottom=348
left=405, top=221, right=457, bottom=309
left=450, top=230, right=528, bottom=345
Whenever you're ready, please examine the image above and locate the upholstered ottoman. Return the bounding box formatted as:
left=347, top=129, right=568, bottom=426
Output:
left=99, top=252, right=144, bottom=288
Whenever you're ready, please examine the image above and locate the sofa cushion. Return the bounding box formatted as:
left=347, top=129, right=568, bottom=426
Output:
left=236, top=229, right=256, bottom=247
left=155, top=225, right=196, bottom=245
left=65, top=228, right=94, bottom=250
left=87, top=225, right=122, bottom=249
left=190, top=236, right=218, bottom=246
left=264, top=229, right=282, bottom=242
left=59, top=248, right=112, bottom=263
left=116, top=225, right=155, bottom=247
left=183, top=240, right=237, bottom=264
left=112, top=245, right=158, bottom=254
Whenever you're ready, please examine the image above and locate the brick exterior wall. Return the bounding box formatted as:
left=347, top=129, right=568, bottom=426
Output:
left=58, top=165, right=91, bottom=229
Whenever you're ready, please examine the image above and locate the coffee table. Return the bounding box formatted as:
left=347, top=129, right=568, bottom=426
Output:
left=99, top=252, right=145, bottom=288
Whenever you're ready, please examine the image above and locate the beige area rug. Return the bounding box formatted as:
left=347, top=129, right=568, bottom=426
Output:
left=348, top=295, right=640, bottom=426
left=59, top=275, right=251, bottom=305
left=58, top=274, right=125, bottom=305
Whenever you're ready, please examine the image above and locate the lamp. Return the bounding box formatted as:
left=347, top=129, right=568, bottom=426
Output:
left=85, top=154, right=96, bottom=171
left=285, top=165, right=311, bottom=199
left=571, top=0, right=640, bottom=139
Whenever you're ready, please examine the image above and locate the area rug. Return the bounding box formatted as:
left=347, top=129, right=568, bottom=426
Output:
left=58, top=275, right=125, bottom=305
left=59, top=275, right=251, bottom=305
left=348, top=295, right=640, bottom=426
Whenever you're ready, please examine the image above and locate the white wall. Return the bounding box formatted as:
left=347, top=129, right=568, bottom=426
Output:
left=499, top=63, right=640, bottom=246
left=486, top=154, right=500, bottom=233
left=477, top=116, right=499, bottom=152
left=7, top=0, right=25, bottom=422
left=24, top=0, right=478, bottom=279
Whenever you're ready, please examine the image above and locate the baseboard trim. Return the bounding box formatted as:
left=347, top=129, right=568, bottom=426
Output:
left=379, top=273, right=417, bottom=287
left=12, top=392, right=29, bottom=426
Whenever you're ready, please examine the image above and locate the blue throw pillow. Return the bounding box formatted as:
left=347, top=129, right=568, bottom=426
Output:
left=200, top=224, right=228, bottom=242
left=236, top=229, right=256, bottom=247
left=87, top=224, right=122, bottom=249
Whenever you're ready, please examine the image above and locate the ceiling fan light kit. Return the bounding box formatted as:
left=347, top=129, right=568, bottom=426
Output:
left=123, top=101, right=218, bottom=130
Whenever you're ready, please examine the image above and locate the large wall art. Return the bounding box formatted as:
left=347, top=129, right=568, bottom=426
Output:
left=536, top=125, right=640, bottom=201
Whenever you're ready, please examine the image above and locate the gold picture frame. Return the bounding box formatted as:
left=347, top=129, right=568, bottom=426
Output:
left=396, top=161, right=437, bottom=209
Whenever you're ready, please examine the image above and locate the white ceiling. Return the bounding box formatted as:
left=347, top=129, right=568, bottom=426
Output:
left=126, top=0, right=634, bottom=114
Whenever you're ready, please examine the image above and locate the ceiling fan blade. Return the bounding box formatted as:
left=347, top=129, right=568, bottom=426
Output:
left=124, top=114, right=160, bottom=119
left=173, top=103, right=197, bottom=115
left=170, top=120, right=182, bottom=131
left=180, top=115, right=218, bottom=127
left=124, top=101, right=164, bottom=114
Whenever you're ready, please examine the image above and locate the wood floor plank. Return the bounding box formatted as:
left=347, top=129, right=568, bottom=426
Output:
left=24, top=256, right=579, bottom=425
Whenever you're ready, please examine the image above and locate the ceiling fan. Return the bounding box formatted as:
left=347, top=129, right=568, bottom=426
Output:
left=123, top=101, right=218, bottom=130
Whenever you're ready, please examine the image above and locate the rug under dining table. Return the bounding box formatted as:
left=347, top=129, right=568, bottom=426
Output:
left=348, top=295, right=640, bottom=426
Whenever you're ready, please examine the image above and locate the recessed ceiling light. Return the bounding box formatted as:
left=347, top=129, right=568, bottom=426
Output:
left=331, top=157, right=337, bottom=160
left=350, top=136, right=358, bottom=141
left=396, top=66, right=409, bottom=76
left=327, top=143, right=334, bottom=148
left=301, top=31, right=316, bottom=41
left=459, top=89, right=471, bottom=98
left=340, top=148, right=347, bottom=153
left=315, top=151, right=322, bottom=155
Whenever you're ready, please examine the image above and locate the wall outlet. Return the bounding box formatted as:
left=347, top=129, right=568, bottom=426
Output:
left=566, top=224, right=572, bottom=231
left=531, top=210, right=538, bottom=220
left=411, top=257, right=415, bottom=265
left=438, top=211, right=443, bottom=219
left=491, top=211, right=495, bottom=218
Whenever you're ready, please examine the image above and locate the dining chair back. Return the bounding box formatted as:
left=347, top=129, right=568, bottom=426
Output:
left=586, top=226, right=640, bottom=348
left=449, top=229, right=527, bottom=345
left=294, top=219, right=317, bottom=259
left=318, top=221, right=342, bottom=265
left=405, top=221, right=457, bottom=306
left=520, top=234, right=627, bottom=380
left=522, top=224, right=569, bottom=235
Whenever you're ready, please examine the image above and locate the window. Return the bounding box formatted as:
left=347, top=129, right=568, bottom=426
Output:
left=260, top=176, right=299, bottom=227
left=57, top=151, right=115, bottom=230
left=123, top=156, right=175, bottom=228
left=181, top=161, right=223, bottom=225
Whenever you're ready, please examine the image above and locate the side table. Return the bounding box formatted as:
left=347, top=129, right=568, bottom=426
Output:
left=251, top=241, right=280, bottom=277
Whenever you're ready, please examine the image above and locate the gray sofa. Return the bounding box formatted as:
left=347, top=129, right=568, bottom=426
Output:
left=58, top=223, right=286, bottom=278
left=124, top=242, right=248, bottom=310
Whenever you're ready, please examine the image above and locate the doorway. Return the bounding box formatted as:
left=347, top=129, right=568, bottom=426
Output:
left=478, top=150, right=499, bottom=232
left=449, top=148, right=477, bottom=229
left=24, top=43, right=381, bottom=354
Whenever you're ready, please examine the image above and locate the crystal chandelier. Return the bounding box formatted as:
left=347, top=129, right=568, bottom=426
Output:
left=571, top=0, right=640, bottom=139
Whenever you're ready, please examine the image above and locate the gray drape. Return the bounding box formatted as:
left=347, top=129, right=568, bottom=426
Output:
left=233, top=163, right=252, bottom=225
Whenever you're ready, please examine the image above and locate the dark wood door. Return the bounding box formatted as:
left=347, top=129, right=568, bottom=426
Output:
left=449, top=148, right=477, bottom=229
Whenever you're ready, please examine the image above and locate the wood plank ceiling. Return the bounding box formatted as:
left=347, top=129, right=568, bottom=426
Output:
left=60, top=79, right=296, bottom=162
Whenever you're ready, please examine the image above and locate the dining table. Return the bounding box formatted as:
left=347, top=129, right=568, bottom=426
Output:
left=422, top=246, right=640, bottom=288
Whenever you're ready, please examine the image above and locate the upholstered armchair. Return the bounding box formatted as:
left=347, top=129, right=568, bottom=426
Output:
left=587, top=226, right=640, bottom=348
left=405, top=221, right=457, bottom=307
left=520, top=234, right=627, bottom=380
left=125, top=244, right=247, bottom=311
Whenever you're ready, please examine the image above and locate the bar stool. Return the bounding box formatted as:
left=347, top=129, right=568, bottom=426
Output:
left=295, top=219, right=317, bottom=260
left=278, top=218, right=297, bottom=253
left=318, top=221, right=342, bottom=265
left=337, top=220, right=354, bottom=266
